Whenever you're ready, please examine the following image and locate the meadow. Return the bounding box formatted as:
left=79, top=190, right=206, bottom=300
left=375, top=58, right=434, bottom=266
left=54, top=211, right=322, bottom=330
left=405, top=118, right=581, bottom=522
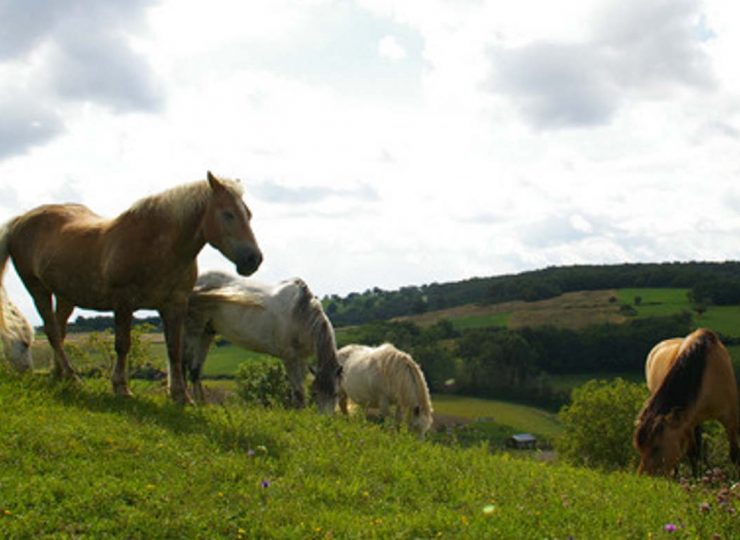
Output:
left=1, top=370, right=738, bottom=539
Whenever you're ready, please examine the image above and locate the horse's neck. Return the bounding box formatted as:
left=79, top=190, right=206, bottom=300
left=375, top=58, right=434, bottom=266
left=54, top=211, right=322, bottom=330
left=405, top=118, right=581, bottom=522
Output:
left=172, top=207, right=207, bottom=261
left=116, top=199, right=208, bottom=265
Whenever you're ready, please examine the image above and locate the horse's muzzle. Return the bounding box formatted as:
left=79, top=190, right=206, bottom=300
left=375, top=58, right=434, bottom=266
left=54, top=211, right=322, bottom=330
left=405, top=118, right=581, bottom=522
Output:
left=236, top=248, right=263, bottom=276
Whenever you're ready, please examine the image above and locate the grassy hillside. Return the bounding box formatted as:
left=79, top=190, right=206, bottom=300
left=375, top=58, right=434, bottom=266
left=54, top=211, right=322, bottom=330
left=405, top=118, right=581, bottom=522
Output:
left=430, top=395, right=562, bottom=440
left=397, top=287, right=740, bottom=338
left=0, top=370, right=737, bottom=539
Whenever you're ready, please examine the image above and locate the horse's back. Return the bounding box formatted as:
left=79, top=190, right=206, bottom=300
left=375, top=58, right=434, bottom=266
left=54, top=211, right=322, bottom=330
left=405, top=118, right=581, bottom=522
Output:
left=648, top=329, right=738, bottom=423
left=11, top=204, right=107, bottom=249
left=8, top=204, right=111, bottom=298
left=695, top=331, right=738, bottom=422
left=338, top=345, right=384, bottom=406
left=191, top=273, right=306, bottom=358
left=645, top=337, right=683, bottom=393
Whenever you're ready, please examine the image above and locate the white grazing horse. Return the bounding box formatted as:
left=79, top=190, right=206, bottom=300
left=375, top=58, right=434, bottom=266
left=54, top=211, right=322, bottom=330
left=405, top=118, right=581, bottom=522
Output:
left=0, top=285, right=33, bottom=371
left=183, top=271, right=342, bottom=414
left=337, top=343, right=434, bottom=437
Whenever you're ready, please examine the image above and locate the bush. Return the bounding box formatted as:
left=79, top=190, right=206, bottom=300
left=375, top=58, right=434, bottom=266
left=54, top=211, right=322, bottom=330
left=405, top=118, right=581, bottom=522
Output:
left=555, top=378, right=648, bottom=470
left=64, top=325, right=157, bottom=379
left=234, top=357, right=291, bottom=408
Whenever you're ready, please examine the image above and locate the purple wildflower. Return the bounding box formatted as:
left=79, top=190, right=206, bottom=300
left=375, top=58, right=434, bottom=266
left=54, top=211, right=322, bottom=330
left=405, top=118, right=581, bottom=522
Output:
left=261, top=479, right=271, bottom=489
left=664, top=523, right=677, bottom=533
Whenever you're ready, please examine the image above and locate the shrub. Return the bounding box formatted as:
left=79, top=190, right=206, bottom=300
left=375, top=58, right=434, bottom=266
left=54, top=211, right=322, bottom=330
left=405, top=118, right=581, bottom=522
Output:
left=64, top=325, right=157, bottom=379
left=234, top=357, right=291, bottom=407
left=555, top=378, right=648, bottom=470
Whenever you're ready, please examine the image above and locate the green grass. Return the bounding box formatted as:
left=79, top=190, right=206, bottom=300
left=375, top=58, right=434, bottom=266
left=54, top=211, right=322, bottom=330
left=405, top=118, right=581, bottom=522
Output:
left=431, top=394, right=562, bottom=441
left=696, top=305, right=740, bottom=338
left=0, top=370, right=737, bottom=539
left=201, top=345, right=273, bottom=378
left=617, top=288, right=691, bottom=317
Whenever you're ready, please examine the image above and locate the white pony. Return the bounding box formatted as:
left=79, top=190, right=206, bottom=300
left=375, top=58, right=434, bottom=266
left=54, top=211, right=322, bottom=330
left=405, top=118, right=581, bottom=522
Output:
left=183, top=271, right=342, bottom=414
left=0, top=284, right=33, bottom=371
left=337, top=343, right=434, bottom=437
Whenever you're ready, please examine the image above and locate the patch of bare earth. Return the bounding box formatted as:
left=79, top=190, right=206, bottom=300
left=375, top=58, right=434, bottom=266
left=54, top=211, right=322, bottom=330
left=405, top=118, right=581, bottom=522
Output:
left=397, top=289, right=628, bottom=330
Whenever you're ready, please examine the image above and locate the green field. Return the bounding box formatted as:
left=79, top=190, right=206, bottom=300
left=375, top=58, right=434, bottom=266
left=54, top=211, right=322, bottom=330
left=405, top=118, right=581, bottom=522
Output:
left=431, top=394, right=562, bottom=440
left=1, top=371, right=737, bottom=538
left=617, top=287, right=740, bottom=338
left=616, top=287, right=691, bottom=317
left=201, top=345, right=272, bottom=377
left=450, top=312, right=510, bottom=331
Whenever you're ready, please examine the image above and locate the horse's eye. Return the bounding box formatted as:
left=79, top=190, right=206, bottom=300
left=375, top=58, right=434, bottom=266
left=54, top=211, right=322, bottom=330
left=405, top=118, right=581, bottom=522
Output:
left=222, top=211, right=235, bottom=222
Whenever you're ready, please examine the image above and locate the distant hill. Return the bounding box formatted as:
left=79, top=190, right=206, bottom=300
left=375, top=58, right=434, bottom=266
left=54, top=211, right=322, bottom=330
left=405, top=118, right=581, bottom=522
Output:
left=323, top=261, right=740, bottom=327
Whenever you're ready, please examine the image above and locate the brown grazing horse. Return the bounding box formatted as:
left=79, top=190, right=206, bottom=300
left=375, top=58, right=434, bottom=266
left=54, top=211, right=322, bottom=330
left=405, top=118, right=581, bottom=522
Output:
left=0, top=172, right=262, bottom=403
left=634, top=328, right=739, bottom=475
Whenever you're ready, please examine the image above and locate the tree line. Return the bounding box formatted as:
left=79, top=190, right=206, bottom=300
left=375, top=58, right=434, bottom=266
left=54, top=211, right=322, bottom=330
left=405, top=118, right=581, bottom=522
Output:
left=323, top=261, right=740, bottom=326
left=62, top=261, right=740, bottom=331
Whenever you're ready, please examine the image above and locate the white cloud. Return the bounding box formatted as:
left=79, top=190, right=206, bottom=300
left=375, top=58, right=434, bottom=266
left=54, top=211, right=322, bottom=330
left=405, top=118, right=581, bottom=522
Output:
left=378, top=35, right=407, bottom=61
left=2, top=0, right=740, bottom=327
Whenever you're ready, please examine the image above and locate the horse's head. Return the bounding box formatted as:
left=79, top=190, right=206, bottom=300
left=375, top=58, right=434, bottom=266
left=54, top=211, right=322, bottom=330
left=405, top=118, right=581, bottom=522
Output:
left=633, top=411, right=689, bottom=475
left=202, top=171, right=263, bottom=276
left=410, top=406, right=434, bottom=439
left=2, top=336, right=32, bottom=372
left=309, top=364, right=343, bottom=415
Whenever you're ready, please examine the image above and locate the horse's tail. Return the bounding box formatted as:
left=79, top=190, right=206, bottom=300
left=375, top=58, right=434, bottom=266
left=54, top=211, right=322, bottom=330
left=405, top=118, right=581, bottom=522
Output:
left=189, top=288, right=263, bottom=310
left=0, top=218, right=17, bottom=333
left=0, top=217, right=15, bottom=288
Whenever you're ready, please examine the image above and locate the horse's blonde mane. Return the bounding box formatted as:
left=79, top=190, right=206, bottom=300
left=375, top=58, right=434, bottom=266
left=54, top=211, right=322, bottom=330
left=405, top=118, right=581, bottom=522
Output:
left=375, top=343, right=433, bottom=417
left=127, top=178, right=244, bottom=222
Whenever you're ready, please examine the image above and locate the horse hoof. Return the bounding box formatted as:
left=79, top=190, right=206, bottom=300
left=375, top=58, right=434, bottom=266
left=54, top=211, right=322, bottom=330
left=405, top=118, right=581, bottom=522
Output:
left=171, top=390, right=195, bottom=406
left=113, top=385, right=134, bottom=398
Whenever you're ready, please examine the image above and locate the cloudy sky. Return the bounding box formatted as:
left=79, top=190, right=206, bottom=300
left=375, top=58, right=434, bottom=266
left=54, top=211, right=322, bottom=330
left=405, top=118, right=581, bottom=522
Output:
left=1, top=0, right=740, bottom=324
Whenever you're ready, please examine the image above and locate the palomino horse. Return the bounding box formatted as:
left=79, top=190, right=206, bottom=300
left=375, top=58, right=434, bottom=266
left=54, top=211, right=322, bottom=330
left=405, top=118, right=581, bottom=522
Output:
left=634, top=328, right=739, bottom=475
left=183, top=271, right=342, bottom=414
left=0, top=172, right=262, bottom=403
left=337, top=343, right=434, bottom=437
left=0, top=284, right=33, bottom=371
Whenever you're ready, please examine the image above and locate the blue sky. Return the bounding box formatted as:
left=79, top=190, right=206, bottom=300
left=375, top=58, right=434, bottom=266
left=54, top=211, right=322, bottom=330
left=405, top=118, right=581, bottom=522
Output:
left=1, top=0, right=740, bottom=324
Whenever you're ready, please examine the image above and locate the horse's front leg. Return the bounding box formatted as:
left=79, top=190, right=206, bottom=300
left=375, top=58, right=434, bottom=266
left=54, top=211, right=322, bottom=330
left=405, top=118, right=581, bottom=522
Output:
left=283, top=356, right=307, bottom=408
left=719, top=412, right=740, bottom=466
left=394, top=404, right=404, bottom=431
left=111, top=309, right=134, bottom=397
left=160, top=303, right=193, bottom=405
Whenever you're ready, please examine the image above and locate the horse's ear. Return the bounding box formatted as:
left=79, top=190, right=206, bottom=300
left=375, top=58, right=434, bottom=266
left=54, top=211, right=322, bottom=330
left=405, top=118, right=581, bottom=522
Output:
left=207, top=171, right=223, bottom=191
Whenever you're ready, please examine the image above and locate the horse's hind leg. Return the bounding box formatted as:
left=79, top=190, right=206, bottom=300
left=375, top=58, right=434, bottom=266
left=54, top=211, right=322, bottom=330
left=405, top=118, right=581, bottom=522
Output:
left=182, top=314, right=215, bottom=403
left=111, top=310, right=134, bottom=397
left=27, top=284, right=77, bottom=381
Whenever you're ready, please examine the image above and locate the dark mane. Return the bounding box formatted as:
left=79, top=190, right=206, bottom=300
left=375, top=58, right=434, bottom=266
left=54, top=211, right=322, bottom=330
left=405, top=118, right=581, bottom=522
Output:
left=291, top=278, right=341, bottom=394
left=635, top=329, right=716, bottom=447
